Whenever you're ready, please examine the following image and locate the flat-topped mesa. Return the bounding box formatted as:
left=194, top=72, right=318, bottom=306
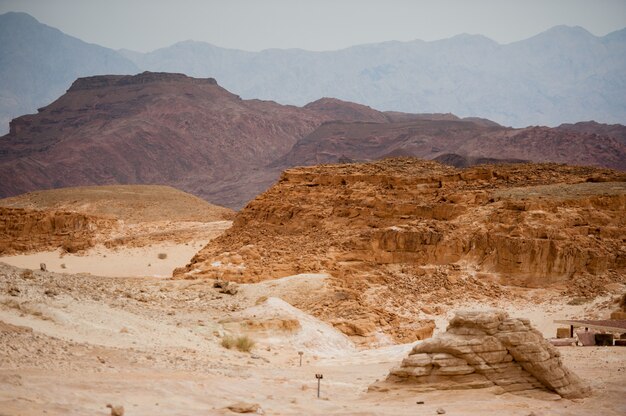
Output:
left=67, top=71, right=218, bottom=92
left=370, top=310, right=591, bottom=399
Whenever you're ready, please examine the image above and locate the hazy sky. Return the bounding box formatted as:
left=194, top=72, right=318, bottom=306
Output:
left=1, top=0, right=625, bottom=52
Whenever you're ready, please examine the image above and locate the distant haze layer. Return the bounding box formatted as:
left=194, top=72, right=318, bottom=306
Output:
left=0, top=12, right=625, bottom=132
left=1, top=0, right=625, bottom=52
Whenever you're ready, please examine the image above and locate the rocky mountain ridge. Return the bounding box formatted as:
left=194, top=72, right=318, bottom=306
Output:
left=120, top=25, right=626, bottom=127
left=0, top=72, right=334, bottom=208
left=2, top=72, right=626, bottom=209
left=0, top=12, right=138, bottom=134
left=1, top=12, right=625, bottom=134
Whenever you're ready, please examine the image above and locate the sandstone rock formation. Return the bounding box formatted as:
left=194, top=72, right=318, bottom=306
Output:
left=0, top=206, right=113, bottom=255
left=371, top=310, right=591, bottom=399
left=0, top=184, right=233, bottom=254
left=177, top=158, right=626, bottom=341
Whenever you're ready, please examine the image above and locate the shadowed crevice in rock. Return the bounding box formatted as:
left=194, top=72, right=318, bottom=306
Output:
left=370, top=310, right=591, bottom=399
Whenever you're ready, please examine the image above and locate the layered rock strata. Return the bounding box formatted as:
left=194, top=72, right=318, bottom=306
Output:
left=0, top=207, right=114, bottom=254
left=371, top=310, right=591, bottom=399
left=177, top=158, right=626, bottom=343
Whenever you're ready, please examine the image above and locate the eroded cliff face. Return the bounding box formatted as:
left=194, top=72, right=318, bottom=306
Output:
left=0, top=207, right=116, bottom=254
left=177, top=158, right=626, bottom=342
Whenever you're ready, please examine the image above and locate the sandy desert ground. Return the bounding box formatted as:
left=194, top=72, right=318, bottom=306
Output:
left=1, top=240, right=625, bottom=416
left=0, top=225, right=227, bottom=278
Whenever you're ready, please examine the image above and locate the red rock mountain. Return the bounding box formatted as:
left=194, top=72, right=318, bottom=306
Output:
left=556, top=121, right=626, bottom=145
left=275, top=120, right=626, bottom=170
left=1, top=71, right=625, bottom=209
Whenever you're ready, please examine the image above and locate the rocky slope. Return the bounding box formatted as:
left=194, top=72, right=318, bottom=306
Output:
left=556, top=121, right=626, bottom=145
left=0, top=207, right=114, bottom=255
left=177, top=158, right=626, bottom=340
left=276, top=119, right=626, bottom=171
left=0, top=72, right=408, bottom=209
left=0, top=72, right=327, bottom=208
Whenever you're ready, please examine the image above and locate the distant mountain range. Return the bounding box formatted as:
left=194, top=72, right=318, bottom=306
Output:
left=0, top=12, right=138, bottom=134
left=1, top=11, right=625, bottom=134
left=1, top=72, right=624, bottom=208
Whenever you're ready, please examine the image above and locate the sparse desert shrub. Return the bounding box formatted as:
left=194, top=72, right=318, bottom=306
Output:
left=157, top=253, right=167, bottom=260
left=235, top=335, right=255, bottom=352
left=221, top=335, right=236, bottom=349
left=221, top=335, right=255, bottom=352
left=60, top=263, right=66, bottom=269
left=20, top=269, right=34, bottom=279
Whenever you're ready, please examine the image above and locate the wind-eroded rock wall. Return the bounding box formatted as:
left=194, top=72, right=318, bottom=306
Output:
left=181, top=159, right=625, bottom=288
left=0, top=207, right=114, bottom=254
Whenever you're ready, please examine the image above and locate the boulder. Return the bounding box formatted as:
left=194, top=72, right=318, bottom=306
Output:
left=106, top=404, right=124, bottom=416
left=214, top=280, right=239, bottom=295
left=226, top=402, right=263, bottom=414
